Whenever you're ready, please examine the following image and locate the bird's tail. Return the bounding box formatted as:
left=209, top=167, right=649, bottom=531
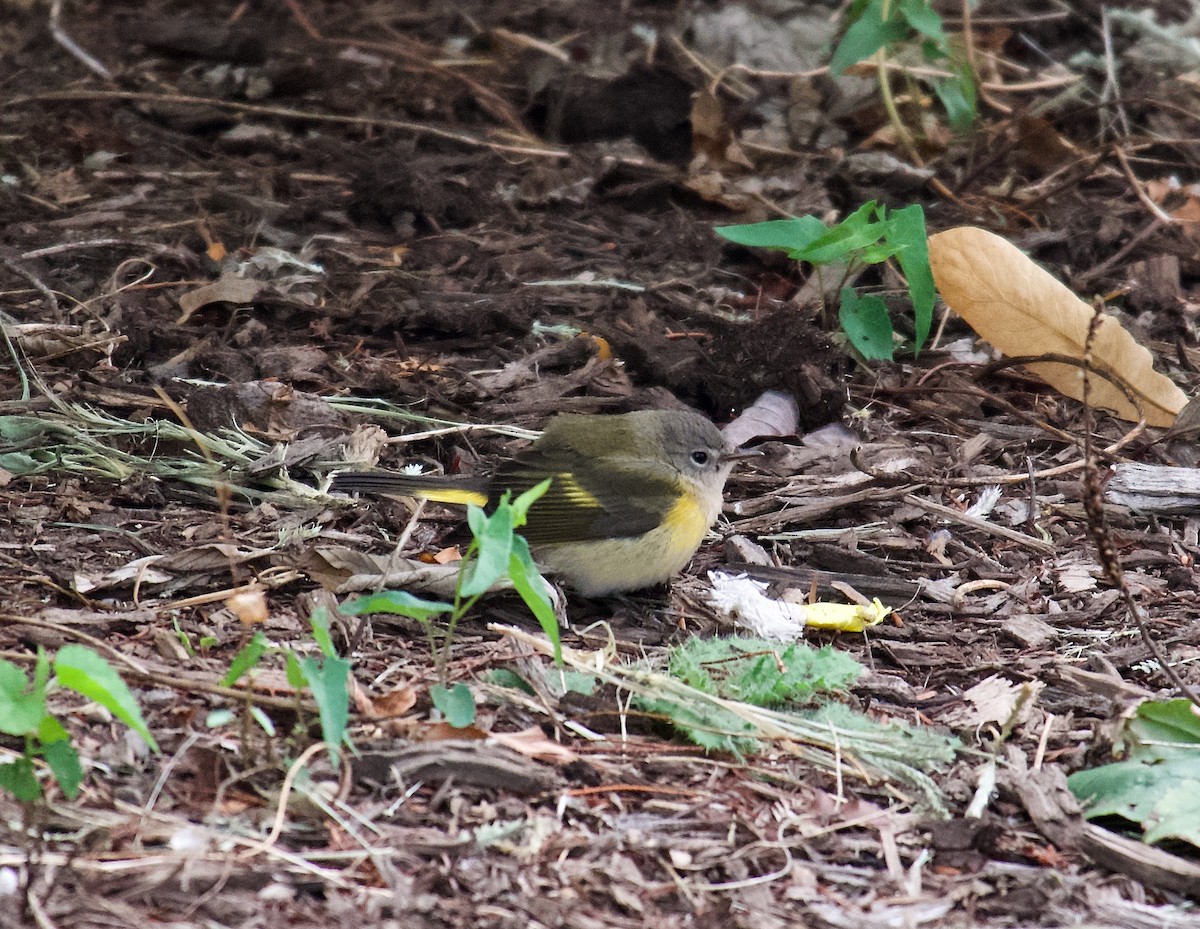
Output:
left=329, top=470, right=489, bottom=507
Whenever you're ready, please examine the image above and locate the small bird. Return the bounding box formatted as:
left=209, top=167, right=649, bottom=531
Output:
left=330, top=409, right=752, bottom=595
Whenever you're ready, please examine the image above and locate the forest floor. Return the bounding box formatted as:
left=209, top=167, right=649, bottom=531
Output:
left=2, top=1, right=1200, bottom=926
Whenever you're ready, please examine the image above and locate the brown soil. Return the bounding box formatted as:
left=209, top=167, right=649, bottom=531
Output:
left=2, top=1, right=1200, bottom=926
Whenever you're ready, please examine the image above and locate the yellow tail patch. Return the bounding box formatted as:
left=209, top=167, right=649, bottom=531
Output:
left=408, top=486, right=490, bottom=507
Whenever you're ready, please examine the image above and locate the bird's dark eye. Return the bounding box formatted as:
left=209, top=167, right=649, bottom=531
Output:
left=690, top=450, right=710, bottom=466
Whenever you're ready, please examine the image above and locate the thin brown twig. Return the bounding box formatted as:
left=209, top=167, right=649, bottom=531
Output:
left=48, top=0, right=112, bottom=81
left=1073, top=215, right=1167, bottom=289
left=850, top=392, right=1147, bottom=490
left=1098, top=8, right=1131, bottom=140
left=978, top=353, right=1151, bottom=444
left=237, top=742, right=330, bottom=861
left=908, top=357, right=1149, bottom=464
left=282, top=0, right=323, bottom=40
left=291, top=29, right=531, bottom=135
left=6, top=90, right=568, bottom=160
left=1113, top=144, right=1173, bottom=223
left=1080, top=305, right=1200, bottom=707
left=900, top=493, right=1056, bottom=555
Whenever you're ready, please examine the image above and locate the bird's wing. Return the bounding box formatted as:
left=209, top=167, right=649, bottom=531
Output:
left=492, top=453, right=680, bottom=545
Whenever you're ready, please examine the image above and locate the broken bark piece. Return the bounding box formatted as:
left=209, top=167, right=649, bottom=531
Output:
left=1106, top=462, right=1200, bottom=514
left=355, top=741, right=559, bottom=795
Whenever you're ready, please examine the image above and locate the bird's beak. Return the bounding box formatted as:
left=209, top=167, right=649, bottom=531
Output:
left=721, top=447, right=763, bottom=462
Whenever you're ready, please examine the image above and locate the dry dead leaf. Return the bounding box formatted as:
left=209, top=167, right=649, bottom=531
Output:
left=349, top=677, right=376, bottom=717
left=421, top=721, right=489, bottom=742
left=177, top=275, right=264, bottom=323
left=1171, top=195, right=1200, bottom=245
left=375, top=685, right=419, bottom=717
left=929, top=227, right=1187, bottom=427
left=690, top=89, right=752, bottom=169
left=722, top=390, right=800, bottom=447
left=226, top=588, right=268, bottom=625
left=350, top=679, right=418, bottom=720
left=1010, top=115, right=1080, bottom=172
left=490, top=726, right=578, bottom=764
left=430, top=546, right=463, bottom=565
left=935, top=674, right=1043, bottom=730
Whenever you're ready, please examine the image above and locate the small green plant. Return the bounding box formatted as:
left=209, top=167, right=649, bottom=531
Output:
left=1068, top=698, right=1200, bottom=850
left=220, top=608, right=352, bottom=761
left=831, top=0, right=977, bottom=139
left=340, top=480, right=558, bottom=728
left=637, top=636, right=863, bottom=753
left=716, top=201, right=934, bottom=361
left=0, top=645, right=158, bottom=802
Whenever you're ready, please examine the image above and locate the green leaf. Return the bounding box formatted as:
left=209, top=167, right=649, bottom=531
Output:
left=636, top=695, right=760, bottom=753
left=466, top=502, right=488, bottom=539
left=932, top=67, right=977, bottom=132
left=170, top=617, right=195, bottom=658
left=431, top=682, right=476, bottom=728
left=887, top=204, right=934, bottom=353
left=857, top=240, right=903, bottom=265
left=636, top=639, right=960, bottom=766
left=0, top=452, right=42, bottom=474
left=800, top=202, right=889, bottom=265
left=830, top=0, right=910, bottom=74
left=298, top=655, right=351, bottom=763
left=37, top=714, right=69, bottom=744
left=716, top=205, right=895, bottom=267
left=898, top=0, right=945, bottom=41
left=508, top=536, right=561, bottom=663
left=639, top=637, right=867, bottom=753
left=460, top=503, right=514, bottom=596
left=560, top=671, right=597, bottom=696
left=32, top=647, right=51, bottom=694
left=487, top=669, right=537, bottom=695
left=1068, top=698, right=1200, bottom=849
left=309, top=607, right=336, bottom=658
left=0, top=758, right=41, bottom=802
left=221, top=631, right=269, bottom=687
left=340, top=590, right=454, bottom=623
left=511, top=478, right=552, bottom=525
left=41, top=739, right=83, bottom=799
left=839, top=288, right=895, bottom=360
left=0, top=657, right=47, bottom=737
left=249, top=705, right=277, bottom=736
left=53, top=645, right=158, bottom=752
left=1143, top=780, right=1200, bottom=845
left=667, top=637, right=862, bottom=707
left=1115, top=698, right=1200, bottom=761
left=714, top=216, right=829, bottom=257
left=285, top=651, right=306, bottom=689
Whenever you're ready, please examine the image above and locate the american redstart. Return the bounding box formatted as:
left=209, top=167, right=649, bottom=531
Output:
left=330, top=409, right=755, bottom=595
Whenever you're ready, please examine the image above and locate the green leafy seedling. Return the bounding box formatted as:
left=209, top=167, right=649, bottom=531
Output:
left=831, top=0, right=977, bottom=136
left=340, top=478, right=558, bottom=729
left=431, top=683, right=477, bottom=728
left=634, top=636, right=863, bottom=753
left=219, top=613, right=352, bottom=763
left=0, top=646, right=157, bottom=803
left=222, top=631, right=270, bottom=688
left=717, top=201, right=933, bottom=360
left=1068, top=699, right=1200, bottom=849
left=309, top=615, right=352, bottom=754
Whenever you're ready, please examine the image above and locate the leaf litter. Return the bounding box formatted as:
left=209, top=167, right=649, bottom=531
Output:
left=2, top=1, right=1200, bottom=926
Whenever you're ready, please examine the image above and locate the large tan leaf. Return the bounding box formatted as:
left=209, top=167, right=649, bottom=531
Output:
left=928, top=227, right=1186, bottom=428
